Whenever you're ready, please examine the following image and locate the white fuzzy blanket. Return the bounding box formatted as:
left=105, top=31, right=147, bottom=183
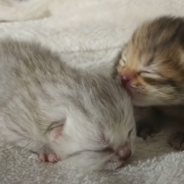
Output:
left=1, top=0, right=184, bottom=183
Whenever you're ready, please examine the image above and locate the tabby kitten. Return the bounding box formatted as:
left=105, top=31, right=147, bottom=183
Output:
left=116, top=16, right=184, bottom=150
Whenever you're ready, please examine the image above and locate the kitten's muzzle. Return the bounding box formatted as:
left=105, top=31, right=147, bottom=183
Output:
left=117, top=144, right=132, bottom=160
left=107, top=143, right=132, bottom=160
left=121, top=75, right=131, bottom=87
left=120, top=68, right=135, bottom=89
left=121, top=75, right=133, bottom=96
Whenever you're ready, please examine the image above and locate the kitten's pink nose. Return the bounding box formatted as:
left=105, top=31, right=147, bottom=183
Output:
left=120, top=68, right=135, bottom=88
left=121, top=75, right=132, bottom=89
left=118, top=144, right=132, bottom=160
left=121, top=75, right=130, bottom=85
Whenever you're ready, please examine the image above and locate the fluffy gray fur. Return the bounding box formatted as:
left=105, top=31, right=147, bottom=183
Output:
left=0, top=40, right=135, bottom=170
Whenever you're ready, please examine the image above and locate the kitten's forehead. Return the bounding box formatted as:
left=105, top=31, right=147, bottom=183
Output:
left=132, top=16, right=184, bottom=48
left=124, top=43, right=181, bottom=75
left=123, top=42, right=147, bottom=71
left=124, top=17, right=184, bottom=71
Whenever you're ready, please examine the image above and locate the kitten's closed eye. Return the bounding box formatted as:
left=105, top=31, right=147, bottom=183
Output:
left=140, top=71, right=178, bottom=88
left=140, top=71, right=162, bottom=79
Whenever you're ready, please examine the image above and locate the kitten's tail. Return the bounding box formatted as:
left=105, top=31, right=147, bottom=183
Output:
left=0, top=0, right=52, bottom=22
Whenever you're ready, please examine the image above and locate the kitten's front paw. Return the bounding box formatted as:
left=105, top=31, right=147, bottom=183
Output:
left=168, top=132, right=184, bottom=150
left=104, top=155, right=124, bottom=171
left=39, top=153, right=58, bottom=163
left=137, top=122, right=160, bottom=140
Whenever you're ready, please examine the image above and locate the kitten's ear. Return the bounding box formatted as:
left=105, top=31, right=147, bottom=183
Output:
left=111, top=52, right=122, bottom=79
left=111, top=43, right=127, bottom=79
left=48, top=118, right=66, bottom=141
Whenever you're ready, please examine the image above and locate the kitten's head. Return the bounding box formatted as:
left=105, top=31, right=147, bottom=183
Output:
left=48, top=77, right=136, bottom=170
left=117, top=16, right=184, bottom=106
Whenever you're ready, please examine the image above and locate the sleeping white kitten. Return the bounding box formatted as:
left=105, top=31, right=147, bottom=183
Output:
left=0, top=39, right=136, bottom=171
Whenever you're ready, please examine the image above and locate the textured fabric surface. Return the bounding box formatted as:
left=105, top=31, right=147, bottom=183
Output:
left=0, top=0, right=184, bottom=183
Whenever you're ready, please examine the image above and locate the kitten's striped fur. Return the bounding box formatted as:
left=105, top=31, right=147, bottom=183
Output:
left=117, top=16, right=184, bottom=106
left=117, top=16, right=184, bottom=149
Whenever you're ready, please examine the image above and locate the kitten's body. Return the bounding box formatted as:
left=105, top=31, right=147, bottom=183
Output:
left=0, top=39, right=135, bottom=170
left=116, top=16, right=184, bottom=149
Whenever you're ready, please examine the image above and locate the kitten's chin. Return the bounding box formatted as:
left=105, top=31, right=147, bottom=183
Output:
left=132, top=99, right=151, bottom=107
left=129, top=93, right=153, bottom=106
left=123, top=86, right=157, bottom=106
left=125, top=90, right=147, bottom=106
left=131, top=96, right=163, bottom=106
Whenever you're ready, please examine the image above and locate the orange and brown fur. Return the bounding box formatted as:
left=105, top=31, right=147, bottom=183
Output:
left=116, top=16, right=184, bottom=150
